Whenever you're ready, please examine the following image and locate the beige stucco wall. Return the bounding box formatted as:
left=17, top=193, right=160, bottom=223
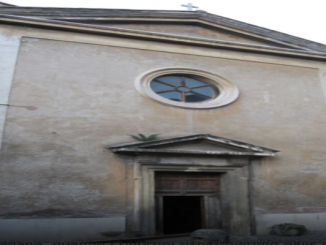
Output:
left=0, top=24, right=326, bottom=239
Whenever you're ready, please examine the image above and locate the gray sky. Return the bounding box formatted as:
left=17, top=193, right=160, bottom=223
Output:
left=3, top=0, right=326, bottom=45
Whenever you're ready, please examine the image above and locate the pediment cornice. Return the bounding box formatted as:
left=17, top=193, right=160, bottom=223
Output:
left=0, top=8, right=326, bottom=60
left=107, top=134, right=279, bottom=157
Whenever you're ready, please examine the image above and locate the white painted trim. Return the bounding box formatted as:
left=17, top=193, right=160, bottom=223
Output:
left=319, top=69, right=326, bottom=105
left=0, top=32, right=20, bottom=151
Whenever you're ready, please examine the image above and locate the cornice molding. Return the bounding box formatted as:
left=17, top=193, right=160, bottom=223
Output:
left=0, top=8, right=325, bottom=53
left=112, top=148, right=276, bottom=156
left=1, top=14, right=326, bottom=61
left=108, top=134, right=279, bottom=156
left=49, top=17, right=312, bottom=52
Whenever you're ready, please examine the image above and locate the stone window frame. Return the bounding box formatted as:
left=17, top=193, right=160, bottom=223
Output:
left=135, top=68, right=239, bottom=109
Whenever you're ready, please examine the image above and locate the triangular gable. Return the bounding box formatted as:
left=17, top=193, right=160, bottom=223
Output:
left=108, top=134, right=279, bottom=156
left=60, top=21, right=303, bottom=51
left=0, top=8, right=325, bottom=59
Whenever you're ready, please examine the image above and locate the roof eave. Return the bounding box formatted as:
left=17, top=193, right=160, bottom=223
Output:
left=0, top=8, right=325, bottom=53
left=1, top=14, right=326, bottom=61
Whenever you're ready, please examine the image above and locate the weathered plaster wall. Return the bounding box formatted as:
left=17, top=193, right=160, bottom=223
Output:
left=0, top=27, right=326, bottom=238
left=0, top=39, right=129, bottom=221
left=2, top=37, right=326, bottom=211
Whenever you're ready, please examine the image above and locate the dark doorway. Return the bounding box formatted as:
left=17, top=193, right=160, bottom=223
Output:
left=163, top=196, right=202, bottom=234
left=155, top=172, right=221, bottom=234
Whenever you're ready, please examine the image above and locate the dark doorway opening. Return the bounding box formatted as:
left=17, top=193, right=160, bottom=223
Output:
left=163, top=196, right=202, bottom=234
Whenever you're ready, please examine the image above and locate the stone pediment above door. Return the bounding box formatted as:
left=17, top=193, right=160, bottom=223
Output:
left=107, top=134, right=279, bottom=157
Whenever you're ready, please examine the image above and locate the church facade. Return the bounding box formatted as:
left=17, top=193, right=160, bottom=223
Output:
left=0, top=7, right=326, bottom=242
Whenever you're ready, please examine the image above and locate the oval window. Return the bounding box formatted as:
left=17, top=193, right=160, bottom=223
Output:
left=136, top=68, right=239, bottom=109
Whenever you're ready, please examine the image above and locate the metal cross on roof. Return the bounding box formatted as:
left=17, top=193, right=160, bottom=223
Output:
left=181, top=3, right=198, bottom=11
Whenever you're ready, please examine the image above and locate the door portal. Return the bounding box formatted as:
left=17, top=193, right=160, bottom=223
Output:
left=155, top=172, right=221, bottom=234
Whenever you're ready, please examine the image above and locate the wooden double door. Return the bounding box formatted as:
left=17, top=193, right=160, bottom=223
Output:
left=155, top=172, right=221, bottom=234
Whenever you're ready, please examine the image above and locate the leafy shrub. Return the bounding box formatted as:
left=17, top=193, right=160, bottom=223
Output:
left=129, top=134, right=159, bottom=141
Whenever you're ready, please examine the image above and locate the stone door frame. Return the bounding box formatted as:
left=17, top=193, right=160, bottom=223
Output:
left=132, top=156, right=253, bottom=236
left=154, top=172, right=221, bottom=233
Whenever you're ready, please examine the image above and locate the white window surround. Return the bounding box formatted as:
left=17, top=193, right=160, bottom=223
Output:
left=135, top=68, right=239, bottom=109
